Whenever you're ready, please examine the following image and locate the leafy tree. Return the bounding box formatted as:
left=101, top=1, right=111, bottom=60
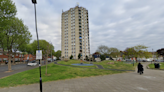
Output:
left=70, top=55, right=73, bottom=59
left=31, top=40, right=54, bottom=55
left=157, top=48, right=164, bottom=60
left=100, top=54, right=106, bottom=61
left=123, top=45, right=151, bottom=61
left=144, top=51, right=152, bottom=59
left=55, top=50, right=61, bottom=60
left=31, top=40, right=55, bottom=75
left=124, top=47, right=136, bottom=59
left=78, top=53, right=81, bottom=59
left=85, top=55, right=89, bottom=61
left=0, top=17, right=32, bottom=71
left=108, top=48, right=120, bottom=58
left=154, top=52, right=160, bottom=60
left=0, top=0, right=17, bottom=50
left=0, top=0, right=17, bottom=29
left=133, top=45, right=148, bottom=60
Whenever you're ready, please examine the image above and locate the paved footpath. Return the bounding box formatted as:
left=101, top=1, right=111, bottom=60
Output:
left=0, top=62, right=164, bottom=92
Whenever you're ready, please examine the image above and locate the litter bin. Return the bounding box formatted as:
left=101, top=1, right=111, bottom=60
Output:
left=157, top=63, right=160, bottom=68
left=154, top=63, right=157, bottom=68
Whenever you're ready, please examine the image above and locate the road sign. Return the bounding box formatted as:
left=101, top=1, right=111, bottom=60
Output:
left=36, top=50, right=42, bottom=59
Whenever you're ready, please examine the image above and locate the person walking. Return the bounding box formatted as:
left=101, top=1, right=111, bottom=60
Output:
left=137, top=62, right=144, bottom=74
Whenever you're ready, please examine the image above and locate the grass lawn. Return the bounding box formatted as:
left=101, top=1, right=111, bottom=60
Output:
left=93, top=60, right=137, bottom=70
left=57, top=60, right=97, bottom=68
left=148, top=62, right=164, bottom=69
left=0, top=60, right=136, bottom=88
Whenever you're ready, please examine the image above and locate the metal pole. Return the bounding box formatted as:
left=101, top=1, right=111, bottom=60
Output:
left=33, top=3, right=42, bottom=92
left=51, top=42, right=52, bottom=62
left=152, top=49, right=153, bottom=64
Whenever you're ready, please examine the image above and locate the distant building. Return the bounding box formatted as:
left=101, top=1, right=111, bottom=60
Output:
left=61, top=5, right=90, bottom=60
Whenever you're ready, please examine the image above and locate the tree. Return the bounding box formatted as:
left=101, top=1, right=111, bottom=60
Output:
left=153, top=52, right=160, bottom=60
left=133, top=45, right=148, bottom=60
left=85, top=55, right=89, bottom=61
left=0, top=0, right=17, bottom=29
left=70, top=55, right=73, bottom=59
left=78, top=53, right=81, bottom=59
left=124, top=47, right=136, bottom=59
left=100, top=54, right=106, bottom=61
left=108, top=48, right=120, bottom=58
left=0, top=17, right=32, bottom=71
left=45, top=43, right=51, bottom=75
left=31, top=40, right=55, bottom=75
left=31, top=40, right=54, bottom=55
left=0, top=0, right=17, bottom=50
left=55, top=50, right=61, bottom=60
left=96, top=45, right=110, bottom=55
left=123, top=45, right=151, bottom=61
left=144, top=51, right=152, bottom=59
left=157, top=48, right=164, bottom=60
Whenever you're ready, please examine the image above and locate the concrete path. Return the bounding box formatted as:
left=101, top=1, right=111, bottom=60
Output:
left=0, top=62, right=164, bottom=92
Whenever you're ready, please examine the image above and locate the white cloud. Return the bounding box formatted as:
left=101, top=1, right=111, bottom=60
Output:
left=12, top=0, right=164, bottom=54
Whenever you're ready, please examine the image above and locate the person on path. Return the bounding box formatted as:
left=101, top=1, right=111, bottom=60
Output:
left=137, top=62, right=144, bottom=74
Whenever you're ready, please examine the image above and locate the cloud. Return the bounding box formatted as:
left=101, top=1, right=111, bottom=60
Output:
left=12, top=0, right=164, bottom=54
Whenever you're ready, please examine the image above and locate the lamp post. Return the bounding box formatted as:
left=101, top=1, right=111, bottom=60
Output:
left=31, top=0, right=42, bottom=92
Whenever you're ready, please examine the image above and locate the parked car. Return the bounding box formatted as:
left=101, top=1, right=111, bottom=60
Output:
left=109, top=57, right=114, bottom=60
left=155, top=60, right=164, bottom=62
left=137, top=60, right=143, bottom=62
left=27, top=61, right=37, bottom=66
left=146, top=59, right=152, bottom=62
left=5, top=61, right=8, bottom=64
left=126, top=59, right=132, bottom=62
left=142, top=60, right=147, bottom=62
left=5, top=60, right=13, bottom=64
left=25, top=60, right=30, bottom=63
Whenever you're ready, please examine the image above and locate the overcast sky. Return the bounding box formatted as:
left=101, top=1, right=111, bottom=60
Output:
left=12, top=0, right=164, bottom=53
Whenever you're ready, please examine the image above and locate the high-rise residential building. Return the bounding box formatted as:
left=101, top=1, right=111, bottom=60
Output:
left=61, top=5, right=90, bottom=60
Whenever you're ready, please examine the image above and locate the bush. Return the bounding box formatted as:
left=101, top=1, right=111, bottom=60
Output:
left=70, top=55, right=73, bottom=59
left=100, top=55, right=106, bottom=61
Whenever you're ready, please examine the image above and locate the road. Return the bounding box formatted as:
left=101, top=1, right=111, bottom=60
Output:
left=0, top=61, right=52, bottom=79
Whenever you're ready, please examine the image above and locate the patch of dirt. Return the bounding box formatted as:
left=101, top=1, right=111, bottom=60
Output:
left=45, top=74, right=51, bottom=76
left=5, top=70, right=13, bottom=73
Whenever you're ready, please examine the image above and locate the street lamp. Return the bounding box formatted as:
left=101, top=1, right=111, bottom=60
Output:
left=31, top=0, right=42, bottom=92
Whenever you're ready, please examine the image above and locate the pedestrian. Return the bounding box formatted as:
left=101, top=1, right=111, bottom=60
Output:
left=137, top=62, right=144, bottom=74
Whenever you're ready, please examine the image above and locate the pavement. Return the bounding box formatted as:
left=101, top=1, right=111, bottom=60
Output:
left=0, top=62, right=164, bottom=92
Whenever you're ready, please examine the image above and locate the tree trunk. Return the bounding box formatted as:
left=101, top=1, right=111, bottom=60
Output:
left=13, top=55, right=15, bottom=65
left=8, top=53, right=12, bottom=71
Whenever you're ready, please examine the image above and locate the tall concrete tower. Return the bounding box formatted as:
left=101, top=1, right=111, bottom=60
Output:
left=61, top=5, right=90, bottom=60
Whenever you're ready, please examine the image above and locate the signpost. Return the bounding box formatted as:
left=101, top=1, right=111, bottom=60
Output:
left=36, top=50, right=42, bottom=59
left=31, top=0, right=42, bottom=91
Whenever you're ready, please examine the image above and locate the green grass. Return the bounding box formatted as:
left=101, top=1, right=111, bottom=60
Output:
left=148, top=62, right=164, bottom=69
left=0, top=60, right=136, bottom=88
left=58, top=60, right=97, bottom=68
left=93, top=60, right=137, bottom=70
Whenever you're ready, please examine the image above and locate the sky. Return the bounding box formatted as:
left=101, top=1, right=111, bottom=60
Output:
left=12, top=0, right=164, bottom=54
